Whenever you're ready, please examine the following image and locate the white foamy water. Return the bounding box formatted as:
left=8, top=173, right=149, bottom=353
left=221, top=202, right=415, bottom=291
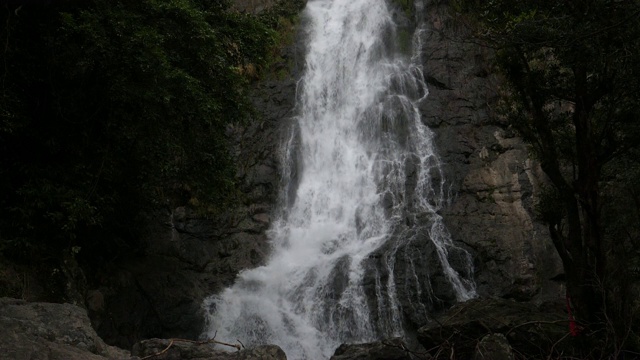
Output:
left=203, top=0, right=475, bottom=358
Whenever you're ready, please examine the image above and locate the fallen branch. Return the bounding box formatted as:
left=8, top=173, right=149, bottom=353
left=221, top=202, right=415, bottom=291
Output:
left=380, top=339, right=429, bottom=360
left=141, top=339, right=174, bottom=360
left=140, top=332, right=242, bottom=360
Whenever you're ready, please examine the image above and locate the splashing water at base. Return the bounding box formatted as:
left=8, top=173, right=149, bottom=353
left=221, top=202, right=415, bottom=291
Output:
left=203, top=0, right=475, bottom=358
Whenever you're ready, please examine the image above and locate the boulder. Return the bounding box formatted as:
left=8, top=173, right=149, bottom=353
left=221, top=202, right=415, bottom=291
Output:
left=0, top=298, right=135, bottom=360
left=474, top=334, right=514, bottom=360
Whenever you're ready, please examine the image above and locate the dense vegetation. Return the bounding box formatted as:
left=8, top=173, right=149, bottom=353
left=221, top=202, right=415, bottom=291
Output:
left=455, top=0, right=640, bottom=356
left=0, top=0, right=301, bottom=292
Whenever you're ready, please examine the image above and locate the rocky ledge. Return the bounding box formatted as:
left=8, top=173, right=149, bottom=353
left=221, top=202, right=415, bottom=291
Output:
left=1, top=296, right=577, bottom=360
left=0, top=297, right=286, bottom=360
left=0, top=298, right=134, bottom=360
left=328, top=298, right=572, bottom=360
left=417, top=297, right=571, bottom=359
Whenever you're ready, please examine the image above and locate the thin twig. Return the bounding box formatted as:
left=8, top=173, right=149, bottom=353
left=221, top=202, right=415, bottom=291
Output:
left=141, top=339, right=174, bottom=360
left=504, top=319, right=569, bottom=337
left=546, top=331, right=571, bottom=360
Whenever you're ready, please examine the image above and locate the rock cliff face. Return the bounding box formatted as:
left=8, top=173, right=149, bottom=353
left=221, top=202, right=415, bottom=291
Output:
left=419, top=0, right=563, bottom=303
left=357, top=0, right=565, bottom=338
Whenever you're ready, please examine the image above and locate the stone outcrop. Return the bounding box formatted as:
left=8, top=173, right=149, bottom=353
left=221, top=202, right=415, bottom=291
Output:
left=417, top=297, right=569, bottom=359
left=132, top=339, right=287, bottom=360
left=420, top=0, right=564, bottom=302
left=0, top=298, right=135, bottom=360
left=0, top=297, right=287, bottom=360
left=474, top=334, right=515, bottom=360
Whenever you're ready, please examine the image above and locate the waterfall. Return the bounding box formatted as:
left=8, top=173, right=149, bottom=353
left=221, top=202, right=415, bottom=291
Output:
left=203, top=0, right=476, bottom=358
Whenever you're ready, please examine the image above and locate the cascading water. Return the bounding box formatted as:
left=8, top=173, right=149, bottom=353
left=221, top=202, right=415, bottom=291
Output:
left=203, top=0, right=476, bottom=358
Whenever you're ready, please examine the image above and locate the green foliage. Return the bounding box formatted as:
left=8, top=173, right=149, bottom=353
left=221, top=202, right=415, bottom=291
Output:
left=258, top=0, right=306, bottom=80
left=0, top=0, right=292, bottom=257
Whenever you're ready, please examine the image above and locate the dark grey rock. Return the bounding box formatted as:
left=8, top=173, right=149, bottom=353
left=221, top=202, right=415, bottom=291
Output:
left=474, top=334, right=514, bottom=360
left=330, top=338, right=413, bottom=360
left=0, top=298, right=135, bottom=360
left=420, top=1, right=564, bottom=303
left=353, top=2, right=567, bottom=339
left=417, top=297, right=567, bottom=359
left=363, top=231, right=460, bottom=333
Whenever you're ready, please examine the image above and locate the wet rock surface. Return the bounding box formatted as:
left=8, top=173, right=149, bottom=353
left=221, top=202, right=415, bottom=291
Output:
left=362, top=230, right=463, bottom=333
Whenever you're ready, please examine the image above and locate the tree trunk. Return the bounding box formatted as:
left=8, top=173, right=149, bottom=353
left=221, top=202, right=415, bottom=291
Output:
left=564, top=65, right=605, bottom=328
